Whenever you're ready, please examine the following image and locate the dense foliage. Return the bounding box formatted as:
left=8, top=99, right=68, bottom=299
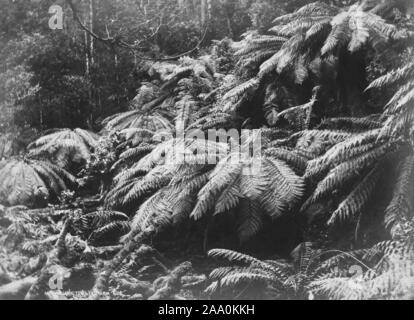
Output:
left=1, top=0, right=414, bottom=300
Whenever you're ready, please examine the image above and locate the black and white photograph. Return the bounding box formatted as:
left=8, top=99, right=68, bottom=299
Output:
left=0, top=0, right=414, bottom=304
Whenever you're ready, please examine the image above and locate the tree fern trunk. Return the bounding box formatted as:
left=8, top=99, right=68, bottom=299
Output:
left=84, top=30, right=90, bottom=76
left=337, top=51, right=368, bottom=117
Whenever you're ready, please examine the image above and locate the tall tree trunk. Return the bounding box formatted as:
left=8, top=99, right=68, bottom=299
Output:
left=89, top=0, right=94, bottom=66
left=84, top=30, right=90, bottom=76
left=83, top=0, right=95, bottom=127
left=200, top=0, right=206, bottom=26
left=207, top=0, right=212, bottom=20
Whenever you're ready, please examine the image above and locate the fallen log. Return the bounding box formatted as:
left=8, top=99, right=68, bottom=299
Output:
left=24, top=214, right=72, bottom=300
left=181, top=274, right=207, bottom=289
left=0, top=277, right=36, bottom=300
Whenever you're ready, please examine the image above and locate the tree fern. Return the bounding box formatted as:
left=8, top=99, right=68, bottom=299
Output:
left=252, top=1, right=406, bottom=85
left=103, top=56, right=217, bottom=135
left=28, top=128, right=98, bottom=168
left=106, top=129, right=304, bottom=242
left=0, top=158, right=75, bottom=207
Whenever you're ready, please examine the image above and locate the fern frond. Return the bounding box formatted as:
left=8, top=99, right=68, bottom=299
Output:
left=384, top=155, right=414, bottom=236
left=191, top=159, right=244, bottom=220
left=310, top=141, right=394, bottom=203
left=317, top=117, right=382, bottom=131
left=260, top=158, right=304, bottom=218
left=121, top=165, right=172, bottom=206
left=131, top=190, right=172, bottom=230
left=272, top=2, right=339, bottom=25
left=328, top=164, right=383, bottom=225
left=237, top=199, right=263, bottom=242
left=366, top=61, right=414, bottom=90
left=208, top=249, right=264, bottom=265
left=305, top=129, right=382, bottom=179
left=265, top=147, right=308, bottom=173
left=321, top=11, right=351, bottom=55
left=222, top=78, right=260, bottom=104
left=115, top=144, right=156, bottom=167
left=235, top=36, right=287, bottom=56
left=219, top=271, right=274, bottom=287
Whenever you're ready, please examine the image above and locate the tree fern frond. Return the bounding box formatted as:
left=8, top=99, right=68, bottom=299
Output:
left=348, top=10, right=371, bottom=52
left=121, top=165, right=172, bottom=206
left=238, top=50, right=277, bottom=70
left=309, top=141, right=394, bottom=203
left=191, top=159, right=244, bottom=220
left=260, top=158, right=304, bottom=218
left=275, top=97, right=316, bottom=130
left=115, top=144, right=156, bottom=167
left=265, top=147, right=308, bottom=173
left=235, top=36, right=287, bottom=56
left=272, top=2, right=339, bottom=25
left=309, top=276, right=365, bottom=300
left=328, top=163, right=383, bottom=225
left=321, top=11, right=351, bottom=56
left=384, top=155, right=414, bottom=236
left=103, top=110, right=173, bottom=133
left=305, top=129, right=382, bottom=179
left=131, top=190, right=172, bottom=230
left=222, top=78, right=260, bottom=104
left=258, top=34, right=304, bottom=78
left=317, top=117, right=382, bottom=131
left=237, top=199, right=263, bottom=242
left=208, top=249, right=264, bottom=265
left=271, top=16, right=332, bottom=37
left=219, top=271, right=274, bottom=287
left=366, top=61, right=414, bottom=90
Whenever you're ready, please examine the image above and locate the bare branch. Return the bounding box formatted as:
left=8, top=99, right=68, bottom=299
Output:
left=65, top=0, right=209, bottom=61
